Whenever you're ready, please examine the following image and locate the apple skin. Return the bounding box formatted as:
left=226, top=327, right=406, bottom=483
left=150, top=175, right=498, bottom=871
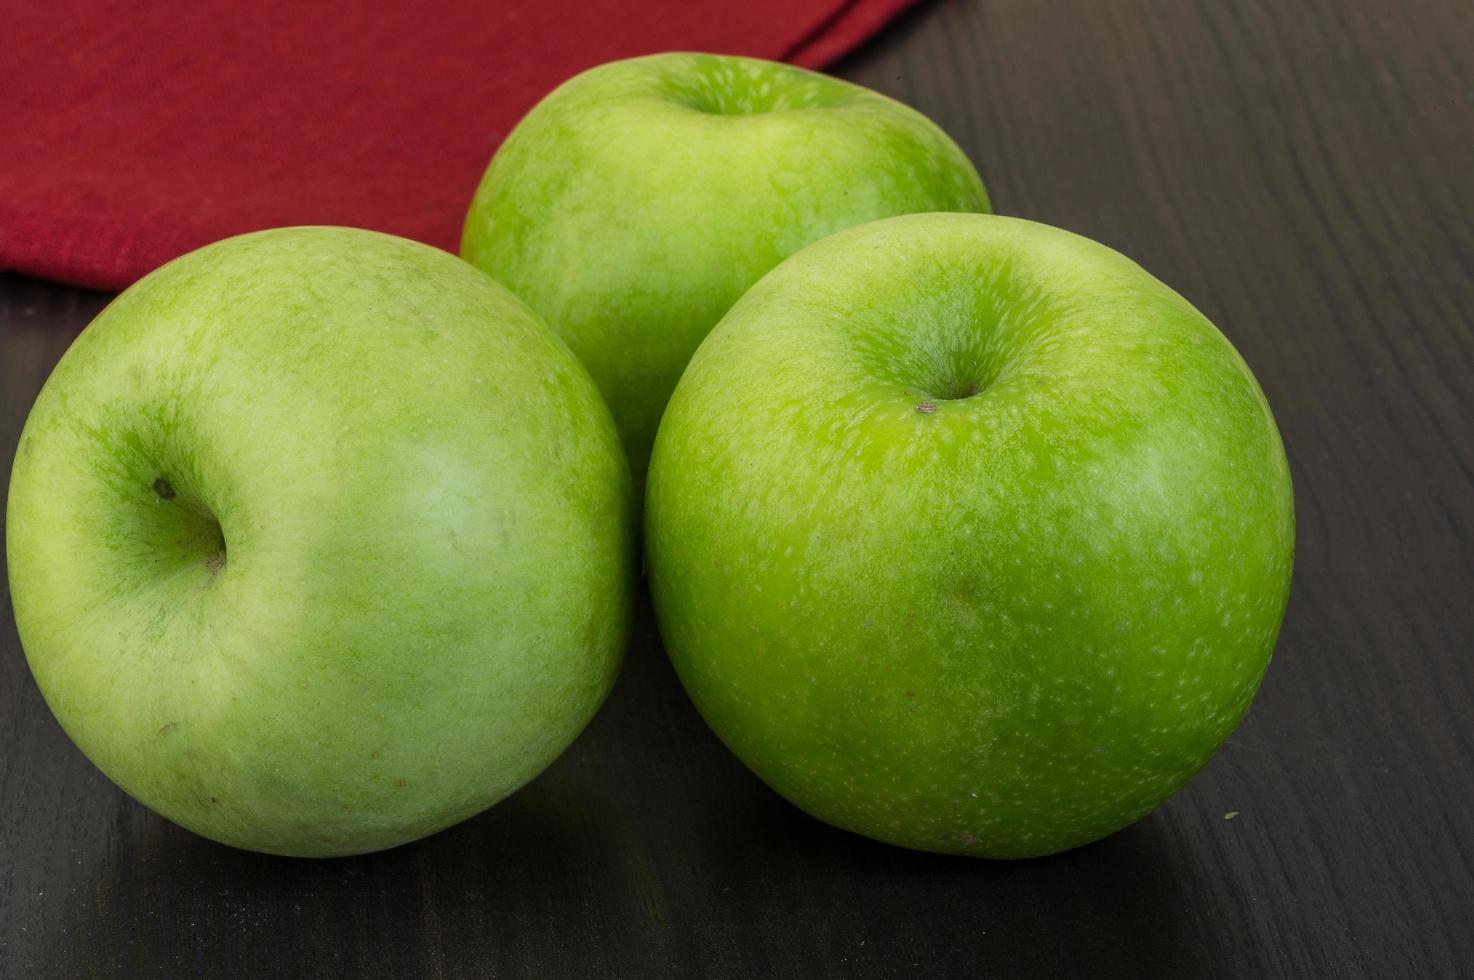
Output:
left=6, top=227, right=636, bottom=857
left=461, top=52, right=989, bottom=484
left=646, top=213, right=1295, bottom=859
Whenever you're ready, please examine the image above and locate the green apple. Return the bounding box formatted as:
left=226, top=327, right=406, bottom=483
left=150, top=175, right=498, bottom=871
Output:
left=461, top=52, right=989, bottom=483
left=647, top=213, right=1294, bottom=859
left=6, top=227, right=635, bottom=857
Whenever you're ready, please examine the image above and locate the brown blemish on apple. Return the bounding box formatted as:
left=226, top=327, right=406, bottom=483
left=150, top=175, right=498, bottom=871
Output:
left=916, top=402, right=937, bottom=414
left=394, top=778, right=409, bottom=788
left=158, top=721, right=179, bottom=735
left=152, top=477, right=176, bottom=500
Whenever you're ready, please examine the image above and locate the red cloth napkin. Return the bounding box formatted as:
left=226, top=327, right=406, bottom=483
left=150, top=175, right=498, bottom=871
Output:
left=1, top=0, right=916, bottom=291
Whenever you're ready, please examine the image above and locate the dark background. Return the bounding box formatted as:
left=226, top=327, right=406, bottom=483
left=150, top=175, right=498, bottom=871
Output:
left=4, top=0, right=1473, bottom=976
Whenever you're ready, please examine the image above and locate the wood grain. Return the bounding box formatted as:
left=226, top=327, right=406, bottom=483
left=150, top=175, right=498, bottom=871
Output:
left=3, top=1, right=1473, bottom=975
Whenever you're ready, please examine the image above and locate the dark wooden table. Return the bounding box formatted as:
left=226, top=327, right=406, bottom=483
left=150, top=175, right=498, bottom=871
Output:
left=4, top=1, right=1473, bottom=976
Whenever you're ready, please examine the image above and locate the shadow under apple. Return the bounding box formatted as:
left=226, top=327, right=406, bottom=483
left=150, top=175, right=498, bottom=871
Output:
left=702, top=779, right=1219, bottom=979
